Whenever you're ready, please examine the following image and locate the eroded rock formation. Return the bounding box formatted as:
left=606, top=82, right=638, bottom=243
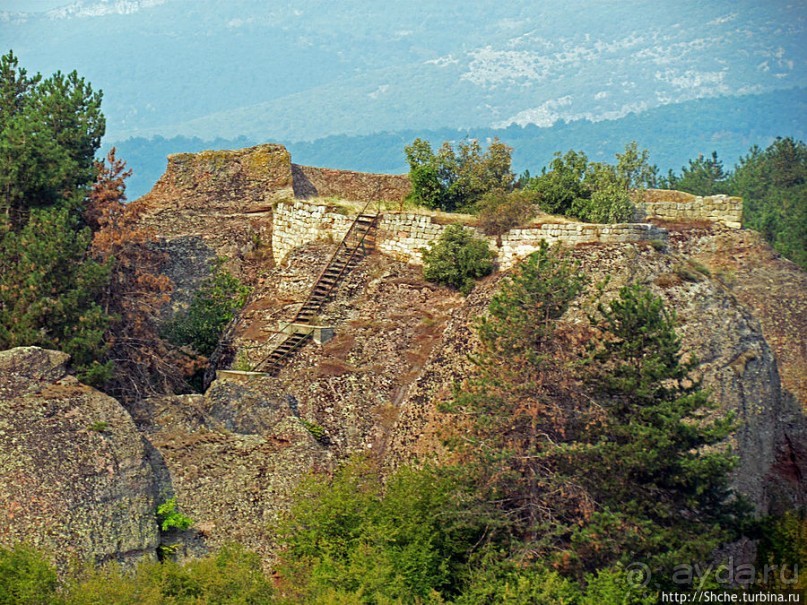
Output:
left=0, top=347, right=159, bottom=568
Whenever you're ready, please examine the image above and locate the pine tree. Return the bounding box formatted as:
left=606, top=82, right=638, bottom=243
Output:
left=0, top=51, right=111, bottom=383
left=441, top=242, right=591, bottom=548
left=570, top=284, right=743, bottom=583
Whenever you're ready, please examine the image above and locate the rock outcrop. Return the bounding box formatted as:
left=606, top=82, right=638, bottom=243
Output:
left=387, top=238, right=807, bottom=513
left=1, top=144, right=803, bottom=569
left=0, top=347, right=159, bottom=567
left=139, top=373, right=332, bottom=562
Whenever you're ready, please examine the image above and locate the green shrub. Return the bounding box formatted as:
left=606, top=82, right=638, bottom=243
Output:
left=163, top=260, right=250, bottom=356
left=527, top=149, right=589, bottom=216
left=276, top=457, right=484, bottom=603
left=156, top=498, right=193, bottom=533
left=0, top=545, right=58, bottom=605
left=526, top=143, right=652, bottom=223
left=422, top=225, right=495, bottom=295
left=62, top=544, right=275, bottom=603
left=570, top=182, right=635, bottom=223
left=475, top=189, right=538, bottom=235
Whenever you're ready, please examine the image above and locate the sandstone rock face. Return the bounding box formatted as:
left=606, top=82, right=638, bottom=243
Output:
left=388, top=240, right=806, bottom=513
left=0, top=347, right=159, bottom=567
left=140, top=375, right=332, bottom=562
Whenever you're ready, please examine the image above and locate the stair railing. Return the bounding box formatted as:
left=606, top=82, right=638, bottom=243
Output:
left=292, top=199, right=379, bottom=323
left=252, top=200, right=380, bottom=373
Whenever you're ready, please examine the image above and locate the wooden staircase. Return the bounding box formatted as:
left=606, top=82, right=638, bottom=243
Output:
left=253, top=206, right=379, bottom=374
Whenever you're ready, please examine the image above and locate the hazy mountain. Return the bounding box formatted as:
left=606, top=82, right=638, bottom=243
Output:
left=113, top=88, right=805, bottom=200
left=3, top=0, right=805, bottom=144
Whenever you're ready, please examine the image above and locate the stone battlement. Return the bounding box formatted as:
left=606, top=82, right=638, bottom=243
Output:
left=634, top=189, right=743, bottom=228
left=272, top=200, right=668, bottom=270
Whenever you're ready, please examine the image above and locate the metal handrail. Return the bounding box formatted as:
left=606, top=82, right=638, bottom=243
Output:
left=252, top=200, right=380, bottom=373
left=292, top=200, right=379, bottom=322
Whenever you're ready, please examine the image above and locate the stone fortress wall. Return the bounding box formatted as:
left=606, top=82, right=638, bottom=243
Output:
left=134, top=144, right=742, bottom=273
left=271, top=171, right=744, bottom=269
left=634, top=189, right=743, bottom=228
left=272, top=200, right=670, bottom=270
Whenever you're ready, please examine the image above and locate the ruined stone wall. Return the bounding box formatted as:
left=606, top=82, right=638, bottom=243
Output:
left=272, top=200, right=669, bottom=269
left=635, top=189, right=743, bottom=228
left=292, top=164, right=411, bottom=203
left=272, top=201, right=354, bottom=264
left=497, top=223, right=667, bottom=268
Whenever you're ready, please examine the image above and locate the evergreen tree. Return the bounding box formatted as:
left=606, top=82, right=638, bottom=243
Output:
left=571, top=284, right=744, bottom=582
left=441, top=242, right=591, bottom=549
left=661, top=151, right=729, bottom=196
left=0, top=52, right=103, bottom=227
left=0, top=207, right=112, bottom=384
left=729, top=137, right=806, bottom=269
left=0, top=51, right=111, bottom=382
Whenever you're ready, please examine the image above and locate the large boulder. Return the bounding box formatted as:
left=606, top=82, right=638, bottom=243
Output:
left=140, top=373, right=333, bottom=563
left=0, top=347, right=159, bottom=567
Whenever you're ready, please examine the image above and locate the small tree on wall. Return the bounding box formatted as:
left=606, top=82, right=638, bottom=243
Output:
left=422, top=225, right=495, bottom=294
left=405, top=138, right=515, bottom=212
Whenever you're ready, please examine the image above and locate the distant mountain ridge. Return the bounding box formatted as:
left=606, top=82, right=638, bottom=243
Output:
left=114, top=88, right=807, bottom=200
left=3, top=0, right=805, bottom=143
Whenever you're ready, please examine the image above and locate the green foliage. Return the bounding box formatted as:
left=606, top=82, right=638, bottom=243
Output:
left=572, top=284, right=744, bottom=581
left=405, top=137, right=514, bottom=211
left=753, top=510, right=807, bottom=591
left=0, top=51, right=104, bottom=226
left=730, top=137, right=807, bottom=269
left=87, top=421, right=109, bottom=433
left=570, top=179, right=634, bottom=223
left=0, top=207, right=113, bottom=384
left=156, top=497, right=194, bottom=533
left=527, top=149, right=589, bottom=216
left=526, top=142, right=648, bottom=222
left=63, top=544, right=274, bottom=604
left=661, top=151, right=729, bottom=196
left=0, top=52, right=113, bottom=383
left=300, top=419, right=328, bottom=443
left=276, top=458, right=484, bottom=603
left=477, top=241, right=586, bottom=359
left=422, top=225, right=495, bottom=295
left=474, top=188, right=538, bottom=235
left=616, top=141, right=659, bottom=191
left=457, top=561, right=657, bottom=605
left=0, top=545, right=58, bottom=605
left=163, top=261, right=251, bottom=356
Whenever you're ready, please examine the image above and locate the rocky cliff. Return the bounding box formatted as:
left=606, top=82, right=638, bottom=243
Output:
left=1, top=144, right=804, bottom=567
left=0, top=348, right=159, bottom=568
